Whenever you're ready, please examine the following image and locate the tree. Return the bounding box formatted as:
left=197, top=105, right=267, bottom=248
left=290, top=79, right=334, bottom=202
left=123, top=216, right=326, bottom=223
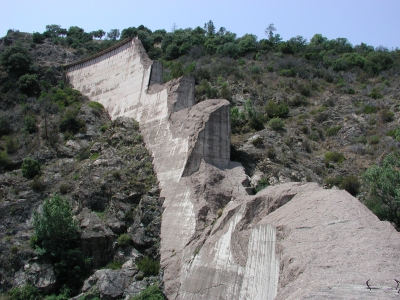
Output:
left=204, top=20, right=215, bottom=36
left=237, top=34, right=257, bottom=55
left=18, top=74, right=41, bottom=96
left=265, top=23, right=282, bottom=44
left=45, top=25, right=67, bottom=38
left=92, top=29, right=105, bottom=40
left=106, top=29, right=120, bottom=40
left=22, top=157, right=40, bottom=178
left=32, top=195, right=89, bottom=293
left=33, top=194, right=79, bottom=256
left=265, top=23, right=276, bottom=41
left=363, top=154, right=400, bottom=229
left=32, top=32, right=45, bottom=44
left=1, top=44, right=32, bottom=77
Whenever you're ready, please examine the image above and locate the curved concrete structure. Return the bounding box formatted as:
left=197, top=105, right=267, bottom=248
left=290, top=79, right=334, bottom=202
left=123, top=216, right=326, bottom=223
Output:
left=66, top=38, right=400, bottom=300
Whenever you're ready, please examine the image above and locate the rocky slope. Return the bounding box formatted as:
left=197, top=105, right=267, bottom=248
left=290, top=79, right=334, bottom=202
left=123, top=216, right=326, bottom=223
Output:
left=0, top=99, right=163, bottom=298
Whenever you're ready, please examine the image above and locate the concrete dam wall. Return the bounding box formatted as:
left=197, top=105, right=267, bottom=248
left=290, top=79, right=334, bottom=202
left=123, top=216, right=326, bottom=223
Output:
left=66, top=38, right=400, bottom=299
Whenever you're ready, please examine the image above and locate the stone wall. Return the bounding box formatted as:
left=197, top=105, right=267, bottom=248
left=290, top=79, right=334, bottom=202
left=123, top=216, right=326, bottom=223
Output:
left=66, top=38, right=279, bottom=299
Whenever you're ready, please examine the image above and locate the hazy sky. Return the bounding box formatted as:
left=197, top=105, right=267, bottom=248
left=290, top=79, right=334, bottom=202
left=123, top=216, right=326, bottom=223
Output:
left=1, top=0, right=399, bottom=49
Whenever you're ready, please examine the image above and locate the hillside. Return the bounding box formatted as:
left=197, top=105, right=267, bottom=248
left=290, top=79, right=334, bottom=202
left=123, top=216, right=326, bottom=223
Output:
left=0, top=23, right=399, bottom=299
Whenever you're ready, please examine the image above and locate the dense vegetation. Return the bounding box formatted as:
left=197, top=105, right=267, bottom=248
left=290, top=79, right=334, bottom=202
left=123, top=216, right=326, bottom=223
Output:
left=0, top=19, right=400, bottom=298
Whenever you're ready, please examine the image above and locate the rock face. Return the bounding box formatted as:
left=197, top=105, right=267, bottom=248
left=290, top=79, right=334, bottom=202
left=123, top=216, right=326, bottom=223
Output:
left=66, top=38, right=400, bottom=299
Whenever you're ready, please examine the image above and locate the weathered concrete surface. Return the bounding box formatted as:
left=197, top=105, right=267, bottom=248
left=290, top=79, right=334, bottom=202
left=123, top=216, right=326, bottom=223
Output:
left=67, top=38, right=400, bottom=300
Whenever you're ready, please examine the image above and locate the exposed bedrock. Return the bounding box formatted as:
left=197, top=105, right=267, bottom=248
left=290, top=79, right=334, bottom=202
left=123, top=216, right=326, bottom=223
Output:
left=66, top=38, right=400, bottom=299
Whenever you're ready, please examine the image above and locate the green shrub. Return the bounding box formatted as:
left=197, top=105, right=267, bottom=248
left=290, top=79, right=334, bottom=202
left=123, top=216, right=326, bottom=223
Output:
left=307, top=132, right=320, bottom=141
left=324, top=176, right=343, bottom=188
left=1, top=44, right=32, bottom=77
left=100, top=123, right=109, bottom=133
left=0, top=115, right=12, bottom=136
left=251, top=136, right=263, bottom=147
left=7, top=284, right=41, bottom=300
left=23, top=115, right=37, bottom=133
left=363, top=154, right=400, bottom=228
left=313, top=112, right=328, bottom=123
left=136, top=256, right=160, bottom=276
left=362, top=105, right=379, bottom=114
left=32, top=32, right=45, bottom=44
left=268, top=117, right=285, bottom=131
left=368, top=88, right=383, bottom=99
left=369, top=135, right=380, bottom=145
left=5, top=136, right=19, bottom=153
left=117, top=233, right=131, bottom=247
left=380, top=109, right=394, bottom=123
left=354, top=135, right=368, bottom=144
left=59, top=108, right=85, bottom=134
left=255, top=177, right=269, bottom=193
left=59, top=183, right=70, bottom=194
left=22, top=157, right=41, bottom=178
left=31, top=177, right=44, bottom=192
left=33, top=194, right=89, bottom=293
left=88, top=101, right=104, bottom=110
left=105, top=261, right=123, bottom=270
left=324, top=151, right=345, bottom=165
left=339, top=175, right=360, bottom=196
left=299, top=84, right=311, bottom=97
left=33, top=194, right=79, bottom=256
left=76, top=146, right=91, bottom=161
left=265, top=100, right=289, bottom=118
left=267, top=147, right=276, bottom=158
left=131, top=285, right=164, bottom=300
left=0, top=150, right=11, bottom=169
left=18, top=74, right=41, bottom=96
left=325, top=125, right=342, bottom=137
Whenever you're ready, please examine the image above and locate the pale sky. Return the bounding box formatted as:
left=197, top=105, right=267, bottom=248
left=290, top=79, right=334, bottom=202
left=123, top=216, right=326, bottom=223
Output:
left=1, top=0, right=399, bottom=49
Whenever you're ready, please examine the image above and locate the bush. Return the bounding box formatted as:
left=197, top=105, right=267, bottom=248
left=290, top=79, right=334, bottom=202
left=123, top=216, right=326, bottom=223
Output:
left=0, top=150, right=11, bottom=170
left=33, top=194, right=79, bottom=256
left=1, top=44, right=32, bottom=77
left=105, top=261, right=123, bottom=270
left=380, top=109, right=394, bottom=123
left=325, top=176, right=342, bottom=188
left=6, top=284, right=41, bottom=300
left=18, top=74, right=41, bottom=96
left=131, top=285, right=164, bottom=300
left=33, top=194, right=89, bottom=293
left=136, top=256, right=160, bottom=276
left=313, top=112, right=328, bottom=123
left=340, top=175, right=360, bottom=196
left=59, top=108, right=85, bottom=134
left=0, top=115, right=12, bottom=136
left=32, top=32, right=45, bottom=44
left=369, top=135, right=380, bottom=145
left=117, top=233, right=131, bottom=247
left=88, top=101, right=104, bottom=110
left=299, top=84, right=311, bottom=97
left=5, top=136, right=19, bottom=153
left=325, top=125, right=341, bottom=137
left=23, top=115, right=37, bottom=133
left=22, top=157, right=41, bottom=178
left=324, top=151, right=345, bottom=165
left=255, top=177, right=269, bottom=193
left=268, top=117, right=285, bottom=131
left=363, top=154, right=400, bottom=228
left=265, top=100, right=289, bottom=118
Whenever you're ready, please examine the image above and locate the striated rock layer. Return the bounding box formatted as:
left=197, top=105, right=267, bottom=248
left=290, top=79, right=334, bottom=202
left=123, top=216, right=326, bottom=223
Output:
left=66, top=38, right=400, bottom=299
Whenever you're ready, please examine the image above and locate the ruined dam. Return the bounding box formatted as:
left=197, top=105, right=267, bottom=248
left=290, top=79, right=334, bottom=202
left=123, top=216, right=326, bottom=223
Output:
left=66, top=38, right=400, bottom=299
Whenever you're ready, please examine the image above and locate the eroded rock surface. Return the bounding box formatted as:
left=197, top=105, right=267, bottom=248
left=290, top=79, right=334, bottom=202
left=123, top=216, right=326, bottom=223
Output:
left=67, top=38, right=400, bottom=299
